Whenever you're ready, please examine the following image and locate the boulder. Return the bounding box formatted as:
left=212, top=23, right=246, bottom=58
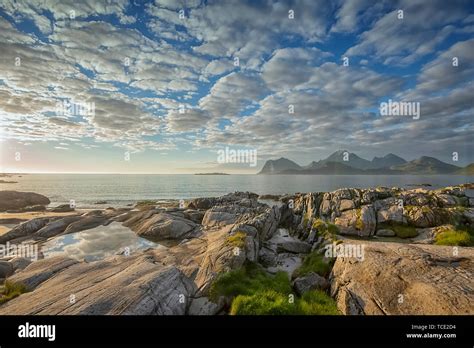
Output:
left=463, top=208, right=474, bottom=224
left=404, top=206, right=451, bottom=228
left=35, top=215, right=82, bottom=238
left=187, top=198, right=216, bottom=210
left=0, top=260, right=14, bottom=278
left=334, top=205, right=376, bottom=237
left=194, top=226, right=248, bottom=294
left=183, top=209, right=205, bottom=224
left=124, top=212, right=198, bottom=241
left=63, top=216, right=108, bottom=234
left=9, top=257, right=32, bottom=272
left=258, top=246, right=278, bottom=267
left=293, top=272, right=329, bottom=295
left=376, top=229, right=396, bottom=237
left=339, top=199, right=355, bottom=211
left=202, top=210, right=237, bottom=227
left=330, top=240, right=474, bottom=315
left=188, top=297, right=222, bottom=315
left=374, top=197, right=405, bottom=224
left=0, top=191, right=50, bottom=212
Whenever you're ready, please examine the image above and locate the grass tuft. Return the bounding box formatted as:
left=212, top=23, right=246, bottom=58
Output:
left=293, top=251, right=332, bottom=278
left=230, top=289, right=340, bottom=315
left=226, top=231, right=247, bottom=248
left=209, top=262, right=291, bottom=302
left=0, top=280, right=29, bottom=305
left=434, top=229, right=473, bottom=246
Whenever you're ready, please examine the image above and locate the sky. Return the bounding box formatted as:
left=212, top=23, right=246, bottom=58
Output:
left=0, top=0, right=473, bottom=174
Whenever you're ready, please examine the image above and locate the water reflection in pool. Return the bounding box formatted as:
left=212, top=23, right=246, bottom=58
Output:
left=41, top=222, right=161, bottom=261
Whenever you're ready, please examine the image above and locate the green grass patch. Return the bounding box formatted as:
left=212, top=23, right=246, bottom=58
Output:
left=327, top=223, right=339, bottom=235
left=312, top=219, right=339, bottom=240
left=297, top=290, right=340, bottom=315
left=230, top=290, right=296, bottom=315
left=434, top=229, right=473, bottom=246
left=293, top=251, right=332, bottom=278
left=209, top=262, right=292, bottom=302
left=230, top=289, right=340, bottom=315
left=0, top=280, right=28, bottom=305
left=378, top=222, right=418, bottom=239
left=226, top=231, right=247, bottom=248
left=312, top=218, right=326, bottom=231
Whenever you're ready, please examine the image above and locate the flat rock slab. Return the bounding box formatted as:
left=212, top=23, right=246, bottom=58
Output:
left=0, top=254, right=196, bottom=315
left=330, top=240, right=474, bottom=315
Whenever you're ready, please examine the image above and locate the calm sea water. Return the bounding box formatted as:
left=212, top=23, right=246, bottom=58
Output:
left=1, top=174, right=473, bottom=208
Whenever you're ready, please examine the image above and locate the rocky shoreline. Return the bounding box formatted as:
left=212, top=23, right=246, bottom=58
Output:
left=0, top=185, right=473, bottom=315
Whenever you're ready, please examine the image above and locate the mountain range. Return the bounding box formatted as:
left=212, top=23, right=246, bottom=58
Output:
left=258, top=150, right=474, bottom=175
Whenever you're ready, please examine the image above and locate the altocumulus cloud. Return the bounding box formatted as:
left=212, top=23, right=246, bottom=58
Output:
left=0, top=0, right=472, bottom=168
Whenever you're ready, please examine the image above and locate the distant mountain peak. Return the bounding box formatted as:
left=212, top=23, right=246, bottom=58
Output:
left=257, top=151, right=470, bottom=175
left=258, top=157, right=301, bottom=174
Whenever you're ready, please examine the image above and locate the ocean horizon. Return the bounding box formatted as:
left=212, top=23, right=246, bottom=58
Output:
left=1, top=173, right=473, bottom=208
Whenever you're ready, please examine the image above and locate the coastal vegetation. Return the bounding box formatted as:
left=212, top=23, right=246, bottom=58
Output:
left=0, top=280, right=28, bottom=305
left=209, top=262, right=339, bottom=315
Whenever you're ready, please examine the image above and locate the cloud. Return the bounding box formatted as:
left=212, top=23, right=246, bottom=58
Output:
left=0, top=0, right=131, bottom=34
left=198, top=72, right=269, bottom=122
left=262, top=47, right=332, bottom=91
left=167, top=108, right=212, bottom=132
left=416, top=39, right=474, bottom=92
left=147, top=0, right=335, bottom=68
left=345, top=0, right=471, bottom=65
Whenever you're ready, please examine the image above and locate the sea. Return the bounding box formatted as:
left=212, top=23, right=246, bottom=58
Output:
left=1, top=174, right=473, bottom=209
